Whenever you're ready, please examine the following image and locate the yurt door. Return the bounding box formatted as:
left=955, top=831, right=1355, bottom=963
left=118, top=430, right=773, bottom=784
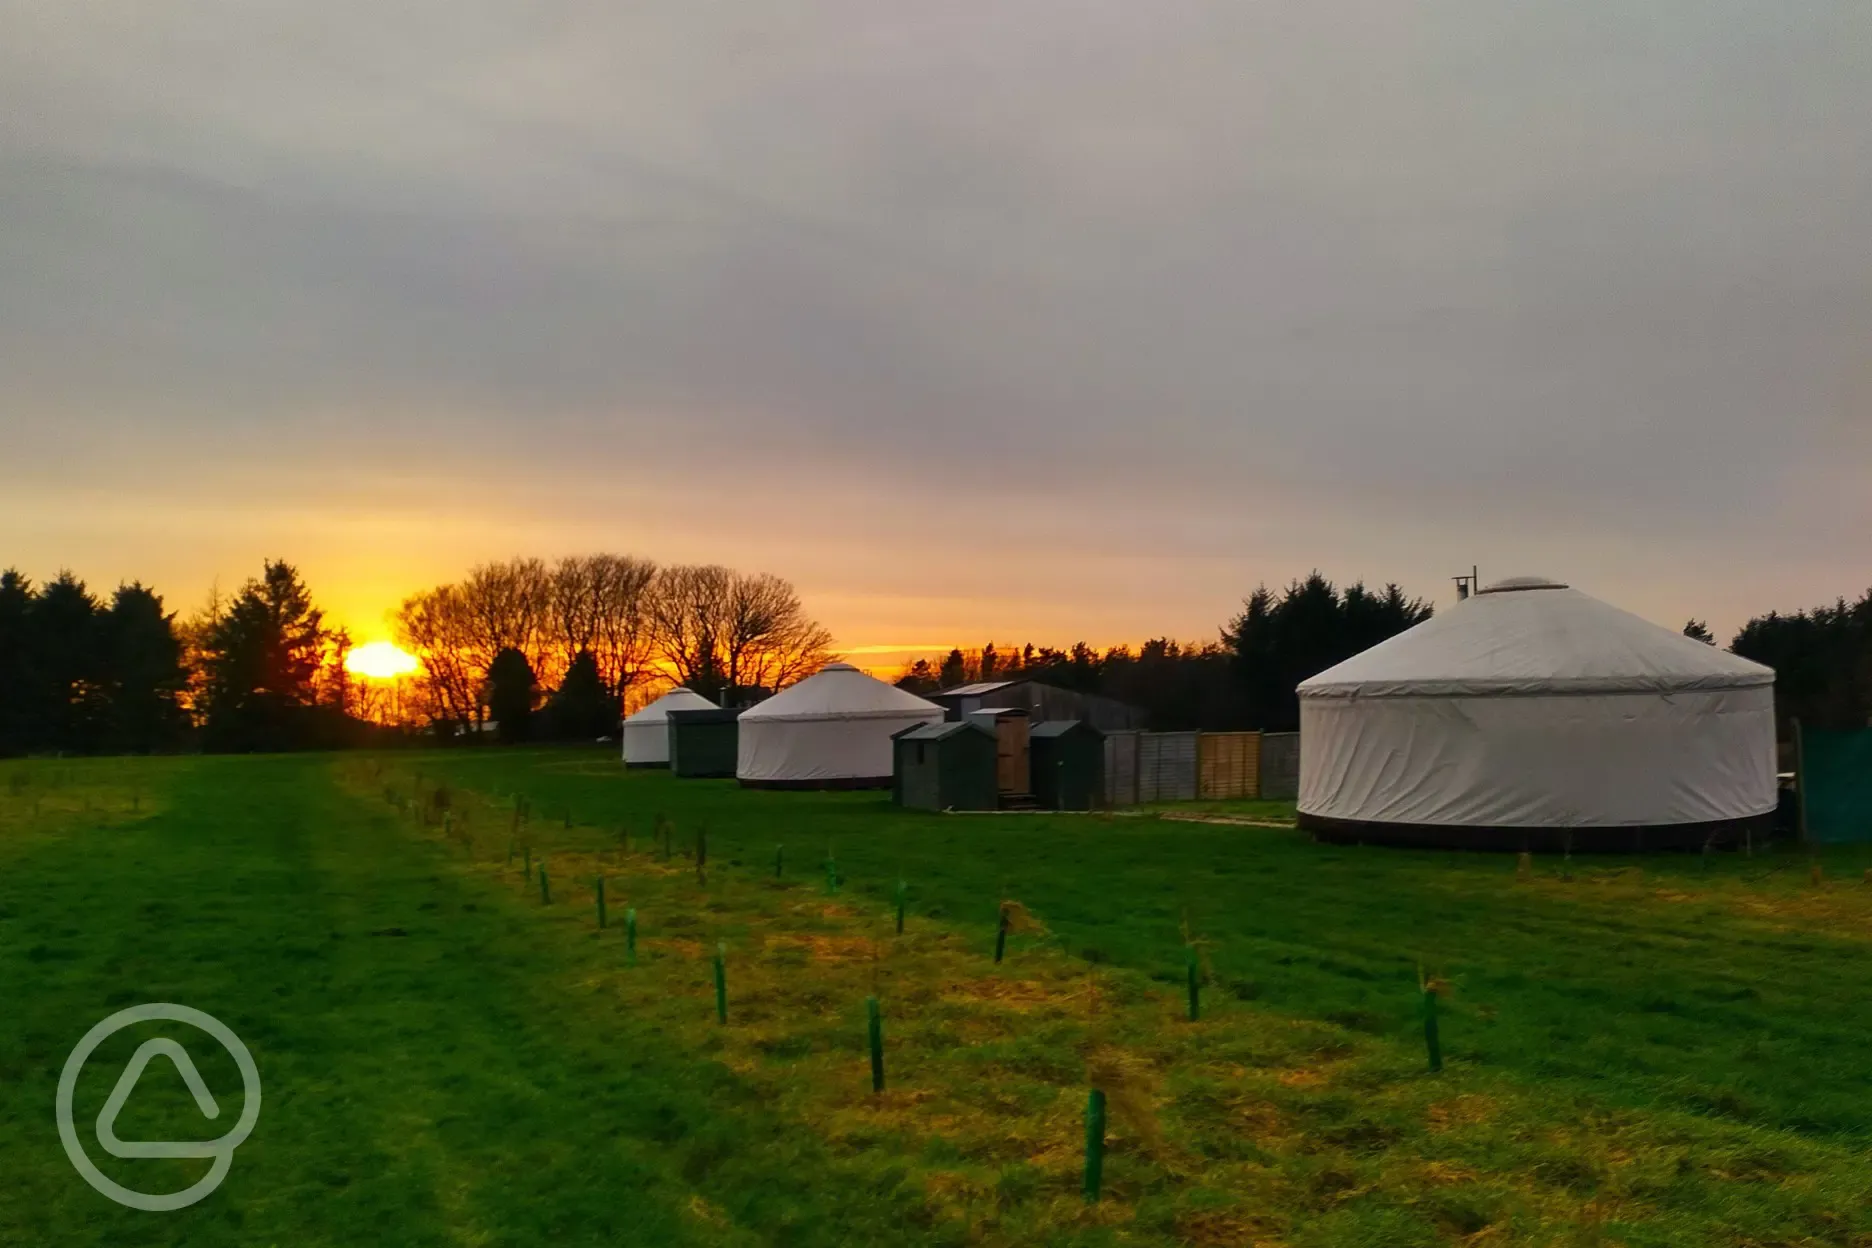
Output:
left=996, top=715, right=1031, bottom=795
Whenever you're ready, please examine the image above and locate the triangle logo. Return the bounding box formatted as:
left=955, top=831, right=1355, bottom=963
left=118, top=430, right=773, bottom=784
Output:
left=95, top=1038, right=225, bottom=1160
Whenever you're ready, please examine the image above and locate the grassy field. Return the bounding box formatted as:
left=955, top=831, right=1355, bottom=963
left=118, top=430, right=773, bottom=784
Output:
left=5, top=749, right=1872, bottom=1246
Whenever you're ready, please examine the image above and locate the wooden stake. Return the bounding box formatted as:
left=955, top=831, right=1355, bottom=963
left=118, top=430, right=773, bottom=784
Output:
left=894, top=879, right=907, bottom=935
left=596, top=877, right=607, bottom=928
left=1186, top=944, right=1201, bottom=1021
left=539, top=862, right=551, bottom=905
left=626, top=908, right=637, bottom=964
left=994, top=904, right=1010, bottom=964
left=775, top=843, right=784, bottom=878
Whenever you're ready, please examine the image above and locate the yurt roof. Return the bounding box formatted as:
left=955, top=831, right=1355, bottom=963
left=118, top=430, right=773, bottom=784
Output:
left=1298, top=578, right=1775, bottom=699
left=739, top=663, right=944, bottom=723
left=623, top=687, right=718, bottom=724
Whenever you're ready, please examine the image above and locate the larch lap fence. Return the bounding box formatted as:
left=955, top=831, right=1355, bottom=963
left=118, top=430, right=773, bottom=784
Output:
left=1102, top=729, right=1300, bottom=807
left=1197, top=732, right=1261, bottom=801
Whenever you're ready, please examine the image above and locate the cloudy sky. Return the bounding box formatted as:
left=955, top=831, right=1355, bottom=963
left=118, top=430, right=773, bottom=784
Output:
left=3, top=2, right=1868, bottom=664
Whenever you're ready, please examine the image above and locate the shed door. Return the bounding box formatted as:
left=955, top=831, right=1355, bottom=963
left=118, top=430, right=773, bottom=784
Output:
left=997, top=717, right=1031, bottom=794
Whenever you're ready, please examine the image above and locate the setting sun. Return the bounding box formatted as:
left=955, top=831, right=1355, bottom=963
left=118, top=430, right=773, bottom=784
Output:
left=345, top=640, right=420, bottom=681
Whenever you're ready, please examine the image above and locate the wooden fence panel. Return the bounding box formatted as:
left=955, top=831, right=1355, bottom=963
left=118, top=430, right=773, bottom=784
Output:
left=1258, top=732, right=1300, bottom=801
left=1198, top=732, right=1261, bottom=800
left=1104, top=731, right=1141, bottom=806
left=1138, top=732, right=1200, bottom=803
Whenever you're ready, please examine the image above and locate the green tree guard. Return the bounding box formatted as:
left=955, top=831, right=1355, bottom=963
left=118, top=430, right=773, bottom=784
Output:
left=1186, top=944, right=1201, bottom=1021
left=1083, top=1089, right=1107, bottom=1203
left=1423, top=986, right=1443, bottom=1073
left=626, top=909, right=637, bottom=964
left=994, top=904, right=1011, bottom=964
left=596, top=877, right=607, bottom=929
left=714, top=943, right=728, bottom=1024
left=867, top=996, right=885, bottom=1093
left=539, top=862, right=551, bottom=905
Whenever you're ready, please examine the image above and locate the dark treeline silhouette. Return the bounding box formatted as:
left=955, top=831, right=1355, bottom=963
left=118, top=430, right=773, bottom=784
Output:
left=5, top=558, right=1868, bottom=754
left=1731, top=588, right=1872, bottom=737
left=901, top=574, right=1872, bottom=739
left=897, top=574, right=1435, bottom=731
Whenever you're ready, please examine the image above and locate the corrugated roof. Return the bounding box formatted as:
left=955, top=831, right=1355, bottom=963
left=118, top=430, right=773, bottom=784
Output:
left=936, top=680, right=1022, bottom=697
left=895, top=720, right=993, bottom=742
left=1030, top=720, right=1101, bottom=739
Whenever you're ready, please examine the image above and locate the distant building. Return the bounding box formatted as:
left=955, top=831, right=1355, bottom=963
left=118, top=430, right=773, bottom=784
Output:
left=929, top=679, right=1147, bottom=733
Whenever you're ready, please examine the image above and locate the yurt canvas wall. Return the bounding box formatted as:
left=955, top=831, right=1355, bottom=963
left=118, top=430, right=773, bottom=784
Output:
left=738, top=663, right=944, bottom=789
left=621, top=688, right=718, bottom=768
left=1297, top=577, right=1777, bottom=851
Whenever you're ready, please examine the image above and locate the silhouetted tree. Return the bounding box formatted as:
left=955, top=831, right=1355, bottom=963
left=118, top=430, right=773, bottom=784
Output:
left=1732, top=590, right=1872, bottom=737
left=1683, top=619, right=1716, bottom=645
left=100, top=583, right=188, bottom=753
left=938, top=648, right=967, bottom=689
left=486, top=647, right=537, bottom=744
left=0, top=570, right=35, bottom=755
left=31, top=572, right=105, bottom=753
left=199, top=560, right=328, bottom=751
left=540, top=650, right=616, bottom=741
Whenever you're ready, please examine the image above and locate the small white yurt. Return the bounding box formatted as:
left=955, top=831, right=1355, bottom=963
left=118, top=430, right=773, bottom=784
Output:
left=737, top=663, right=944, bottom=789
left=1297, top=577, right=1777, bottom=851
left=622, top=688, right=718, bottom=768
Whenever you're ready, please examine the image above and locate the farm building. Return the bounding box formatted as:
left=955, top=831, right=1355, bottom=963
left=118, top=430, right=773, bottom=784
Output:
left=668, top=708, right=740, bottom=779
left=738, top=663, right=945, bottom=789
left=1030, top=720, right=1105, bottom=810
left=621, top=687, right=718, bottom=767
left=930, top=679, right=1147, bottom=733
left=1297, top=576, right=1778, bottom=852
left=893, top=720, right=1000, bottom=811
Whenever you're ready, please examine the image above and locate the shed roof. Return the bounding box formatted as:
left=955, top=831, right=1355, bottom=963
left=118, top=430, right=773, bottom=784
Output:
left=935, top=680, right=1022, bottom=698
left=895, top=720, right=994, bottom=743
left=1031, top=719, right=1104, bottom=740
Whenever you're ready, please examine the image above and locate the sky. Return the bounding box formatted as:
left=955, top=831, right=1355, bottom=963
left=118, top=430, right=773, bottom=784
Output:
left=3, top=2, right=1869, bottom=670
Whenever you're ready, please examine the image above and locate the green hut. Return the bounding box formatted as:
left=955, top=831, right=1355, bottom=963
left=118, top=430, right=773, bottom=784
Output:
left=1030, top=721, right=1106, bottom=811
left=893, top=720, right=999, bottom=811
left=668, top=708, right=741, bottom=779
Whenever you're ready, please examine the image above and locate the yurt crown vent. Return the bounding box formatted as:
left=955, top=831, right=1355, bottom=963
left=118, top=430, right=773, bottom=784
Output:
left=1476, top=576, right=1569, bottom=595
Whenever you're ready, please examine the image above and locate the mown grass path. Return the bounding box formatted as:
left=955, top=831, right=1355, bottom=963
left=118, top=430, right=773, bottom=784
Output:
left=0, top=756, right=940, bottom=1246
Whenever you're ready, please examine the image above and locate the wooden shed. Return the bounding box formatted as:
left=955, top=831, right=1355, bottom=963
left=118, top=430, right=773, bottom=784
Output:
left=893, top=720, right=1000, bottom=812
left=668, top=708, right=741, bottom=779
left=1030, top=721, right=1106, bottom=811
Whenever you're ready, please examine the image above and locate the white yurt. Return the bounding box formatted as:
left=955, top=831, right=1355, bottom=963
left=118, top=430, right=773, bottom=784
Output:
left=621, top=688, right=719, bottom=767
left=1297, top=577, right=1777, bottom=851
left=737, top=663, right=944, bottom=789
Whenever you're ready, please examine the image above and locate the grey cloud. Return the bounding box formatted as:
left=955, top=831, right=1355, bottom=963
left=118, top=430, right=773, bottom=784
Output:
left=2, top=0, right=1870, bottom=641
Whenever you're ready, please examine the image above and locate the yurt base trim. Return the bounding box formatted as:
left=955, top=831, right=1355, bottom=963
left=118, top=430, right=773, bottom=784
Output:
left=624, top=761, right=670, bottom=770
left=1298, top=811, right=1775, bottom=854
left=738, top=776, right=894, bottom=792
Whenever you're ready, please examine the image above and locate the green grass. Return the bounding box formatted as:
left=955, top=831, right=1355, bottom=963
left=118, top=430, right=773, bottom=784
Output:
left=5, top=748, right=1872, bottom=1245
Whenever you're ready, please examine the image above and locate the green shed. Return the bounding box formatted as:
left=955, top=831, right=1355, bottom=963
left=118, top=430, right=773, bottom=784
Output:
left=893, top=720, right=999, bottom=812
left=668, top=708, right=741, bottom=779
left=1031, top=720, right=1106, bottom=811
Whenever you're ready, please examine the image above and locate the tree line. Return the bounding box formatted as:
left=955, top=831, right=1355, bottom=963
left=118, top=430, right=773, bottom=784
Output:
left=0, top=560, right=362, bottom=755
left=392, top=557, right=835, bottom=739
left=898, top=573, right=1872, bottom=739
left=2, top=555, right=1866, bottom=755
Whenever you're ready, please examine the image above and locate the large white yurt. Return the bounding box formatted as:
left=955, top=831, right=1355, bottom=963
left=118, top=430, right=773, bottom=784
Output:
left=1297, top=577, right=1777, bottom=851
left=737, top=663, right=944, bottom=789
left=621, top=688, right=719, bottom=767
